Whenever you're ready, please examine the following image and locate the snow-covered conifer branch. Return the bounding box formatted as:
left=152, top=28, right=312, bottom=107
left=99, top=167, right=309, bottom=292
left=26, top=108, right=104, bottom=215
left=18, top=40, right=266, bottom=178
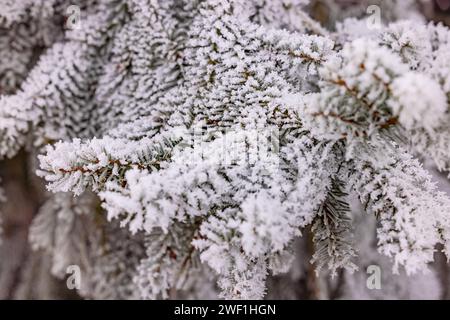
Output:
left=380, top=21, right=450, bottom=174
left=0, top=0, right=129, bottom=160
left=301, top=38, right=447, bottom=147
left=37, top=136, right=180, bottom=196
left=2, top=0, right=450, bottom=300
left=348, top=150, right=450, bottom=274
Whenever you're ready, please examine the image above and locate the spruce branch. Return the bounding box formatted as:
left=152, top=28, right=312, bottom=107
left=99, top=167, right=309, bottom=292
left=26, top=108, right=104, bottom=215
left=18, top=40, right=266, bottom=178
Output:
left=37, top=136, right=180, bottom=195
left=311, top=177, right=357, bottom=277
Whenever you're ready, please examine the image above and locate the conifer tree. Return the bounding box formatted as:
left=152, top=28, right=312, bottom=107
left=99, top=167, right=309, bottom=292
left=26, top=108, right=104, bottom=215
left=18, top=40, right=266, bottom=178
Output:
left=1, top=0, right=450, bottom=299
